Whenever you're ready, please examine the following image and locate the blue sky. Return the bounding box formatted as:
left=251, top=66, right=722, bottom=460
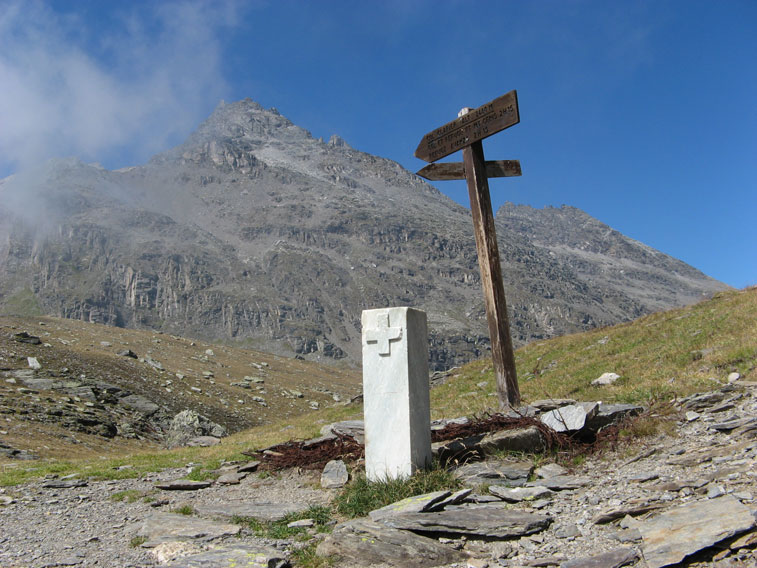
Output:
left=1, top=0, right=755, bottom=288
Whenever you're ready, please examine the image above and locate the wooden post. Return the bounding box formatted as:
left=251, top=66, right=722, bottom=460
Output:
left=462, top=140, right=521, bottom=407
left=414, top=91, right=522, bottom=409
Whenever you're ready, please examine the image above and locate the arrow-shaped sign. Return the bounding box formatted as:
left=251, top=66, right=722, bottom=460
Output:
left=416, top=160, right=521, bottom=181
left=414, top=90, right=519, bottom=163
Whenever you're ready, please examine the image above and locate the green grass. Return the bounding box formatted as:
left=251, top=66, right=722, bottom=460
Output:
left=430, top=288, right=757, bottom=417
left=185, top=460, right=222, bottom=481
left=170, top=504, right=196, bottom=516
left=129, top=536, right=147, bottom=548
left=109, top=489, right=144, bottom=503
left=2, top=288, right=43, bottom=316
left=290, top=543, right=336, bottom=568
left=235, top=505, right=333, bottom=541
left=334, top=465, right=462, bottom=519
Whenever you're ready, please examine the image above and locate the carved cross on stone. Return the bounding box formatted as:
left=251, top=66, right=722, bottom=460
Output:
left=362, top=307, right=431, bottom=480
left=364, top=312, right=403, bottom=356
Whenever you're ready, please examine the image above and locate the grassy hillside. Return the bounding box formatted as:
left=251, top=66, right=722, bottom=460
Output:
left=432, top=286, right=756, bottom=417
left=1, top=287, right=754, bottom=485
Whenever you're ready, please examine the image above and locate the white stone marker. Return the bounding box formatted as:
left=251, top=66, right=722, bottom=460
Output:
left=362, top=307, right=432, bottom=481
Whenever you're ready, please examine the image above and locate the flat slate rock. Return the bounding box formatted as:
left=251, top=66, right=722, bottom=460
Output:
left=154, top=480, right=212, bottom=491
left=593, top=502, right=664, bottom=524
left=530, top=399, right=576, bottom=411
left=434, top=427, right=546, bottom=461
left=320, top=419, right=365, bottom=444
left=316, top=518, right=465, bottom=568
left=534, top=463, right=568, bottom=479
left=654, top=479, right=707, bottom=492
left=638, top=495, right=756, bottom=568
left=378, top=506, right=552, bottom=539
left=137, top=512, right=241, bottom=547
left=237, top=460, right=261, bottom=473
left=41, top=479, right=87, bottom=489
left=369, top=490, right=451, bottom=521
left=454, top=460, right=534, bottom=487
left=216, top=471, right=247, bottom=485
left=560, top=546, right=639, bottom=568
left=164, top=544, right=288, bottom=568
left=430, top=488, right=473, bottom=511
left=527, top=475, right=590, bottom=490
left=194, top=501, right=308, bottom=522
left=13, top=332, right=42, bottom=344
left=490, top=485, right=553, bottom=503
left=479, top=425, right=547, bottom=453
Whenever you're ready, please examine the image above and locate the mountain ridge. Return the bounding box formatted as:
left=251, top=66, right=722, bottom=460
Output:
left=0, top=99, right=728, bottom=368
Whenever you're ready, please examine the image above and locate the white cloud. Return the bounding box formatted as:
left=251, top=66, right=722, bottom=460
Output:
left=0, top=0, right=238, bottom=176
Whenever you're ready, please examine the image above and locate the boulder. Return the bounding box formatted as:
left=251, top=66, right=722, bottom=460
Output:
left=165, top=410, right=227, bottom=448
left=13, top=332, right=41, bottom=344
left=480, top=425, right=547, bottom=453
left=585, top=403, right=645, bottom=432
left=433, top=426, right=545, bottom=463
left=591, top=372, right=621, bottom=386
left=120, top=394, right=160, bottom=417
left=540, top=403, right=598, bottom=433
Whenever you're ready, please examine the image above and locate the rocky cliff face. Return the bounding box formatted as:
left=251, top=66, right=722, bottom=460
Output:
left=0, top=99, right=728, bottom=369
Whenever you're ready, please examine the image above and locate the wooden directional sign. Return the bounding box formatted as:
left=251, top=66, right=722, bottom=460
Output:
left=416, top=160, right=521, bottom=181
left=415, top=90, right=519, bottom=163
left=413, top=90, right=522, bottom=407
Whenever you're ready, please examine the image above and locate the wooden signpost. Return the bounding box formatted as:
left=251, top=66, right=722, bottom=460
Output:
left=416, top=160, right=521, bottom=181
left=414, top=90, right=522, bottom=407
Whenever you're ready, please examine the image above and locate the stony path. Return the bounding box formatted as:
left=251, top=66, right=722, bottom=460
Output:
left=1, top=381, right=756, bottom=567
left=0, top=467, right=329, bottom=567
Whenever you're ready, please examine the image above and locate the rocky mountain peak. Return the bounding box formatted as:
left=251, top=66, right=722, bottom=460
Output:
left=184, top=98, right=310, bottom=147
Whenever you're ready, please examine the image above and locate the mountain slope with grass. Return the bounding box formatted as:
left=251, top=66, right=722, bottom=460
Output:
left=431, top=286, right=756, bottom=418
left=1, top=286, right=753, bottom=485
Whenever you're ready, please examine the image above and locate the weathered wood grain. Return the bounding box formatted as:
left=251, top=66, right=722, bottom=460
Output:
left=416, top=160, right=521, bottom=181
left=415, top=90, right=519, bottom=163
left=463, top=140, right=521, bottom=407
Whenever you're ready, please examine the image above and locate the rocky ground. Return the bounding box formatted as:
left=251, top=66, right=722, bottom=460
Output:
left=1, top=379, right=755, bottom=568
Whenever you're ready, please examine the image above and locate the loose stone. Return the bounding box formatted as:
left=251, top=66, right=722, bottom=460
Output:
left=559, top=546, right=639, bottom=568
left=489, top=485, right=553, bottom=503
left=320, top=459, right=349, bottom=489
left=154, top=480, right=212, bottom=491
